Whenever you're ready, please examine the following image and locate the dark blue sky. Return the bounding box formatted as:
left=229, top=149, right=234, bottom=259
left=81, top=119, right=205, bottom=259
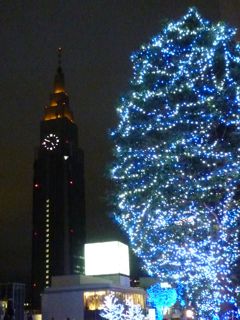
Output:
left=0, top=0, right=240, bottom=283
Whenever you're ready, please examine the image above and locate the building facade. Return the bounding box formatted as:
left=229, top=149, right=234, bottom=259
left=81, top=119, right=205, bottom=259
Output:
left=31, top=49, right=86, bottom=309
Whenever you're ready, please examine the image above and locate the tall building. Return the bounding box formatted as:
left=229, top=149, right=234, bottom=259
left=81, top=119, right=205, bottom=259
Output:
left=31, top=49, right=86, bottom=309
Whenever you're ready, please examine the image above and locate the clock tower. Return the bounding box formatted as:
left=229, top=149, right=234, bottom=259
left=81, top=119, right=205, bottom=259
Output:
left=31, top=49, right=85, bottom=309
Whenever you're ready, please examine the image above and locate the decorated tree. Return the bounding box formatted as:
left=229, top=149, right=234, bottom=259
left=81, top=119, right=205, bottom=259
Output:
left=111, top=8, right=240, bottom=319
left=147, top=283, right=177, bottom=320
left=125, top=297, right=145, bottom=320
left=100, top=294, right=125, bottom=320
left=100, top=294, right=145, bottom=320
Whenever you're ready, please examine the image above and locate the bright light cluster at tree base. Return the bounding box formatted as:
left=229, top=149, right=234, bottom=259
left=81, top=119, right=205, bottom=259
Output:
left=111, top=7, right=240, bottom=319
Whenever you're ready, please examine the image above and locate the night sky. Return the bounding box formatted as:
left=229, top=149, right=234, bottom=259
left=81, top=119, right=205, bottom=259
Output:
left=1, top=0, right=240, bottom=285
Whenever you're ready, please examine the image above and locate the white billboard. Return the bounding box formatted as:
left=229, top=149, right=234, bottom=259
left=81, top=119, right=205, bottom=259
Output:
left=84, top=241, right=130, bottom=276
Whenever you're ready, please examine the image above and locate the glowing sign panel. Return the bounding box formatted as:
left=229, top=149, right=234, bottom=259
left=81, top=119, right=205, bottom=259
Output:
left=84, top=241, right=130, bottom=276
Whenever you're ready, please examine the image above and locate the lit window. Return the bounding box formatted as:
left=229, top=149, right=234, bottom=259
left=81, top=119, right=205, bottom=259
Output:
left=46, top=244, right=49, bottom=248
left=46, top=249, right=49, bottom=253
left=46, top=254, right=49, bottom=258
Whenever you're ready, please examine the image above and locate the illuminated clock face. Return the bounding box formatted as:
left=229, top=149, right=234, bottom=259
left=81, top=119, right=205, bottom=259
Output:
left=42, top=133, right=60, bottom=151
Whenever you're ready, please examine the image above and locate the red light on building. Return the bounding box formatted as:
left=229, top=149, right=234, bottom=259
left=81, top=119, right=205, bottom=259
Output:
left=34, top=183, right=40, bottom=188
left=69, top=180, right=73, bottom=185
left=70, top=229, right=74, bottom=234
left=33, top=283, right=37, bottom=288
left=34, top=231, right=38, bottom=236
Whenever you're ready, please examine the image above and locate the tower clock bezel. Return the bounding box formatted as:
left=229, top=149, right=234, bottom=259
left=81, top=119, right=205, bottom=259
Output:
left=42, top=133, right=60, bottom=151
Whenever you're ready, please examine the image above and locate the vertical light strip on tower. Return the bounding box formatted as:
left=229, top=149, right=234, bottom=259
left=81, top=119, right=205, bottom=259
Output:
left=45, top=199, right=50, bottom=287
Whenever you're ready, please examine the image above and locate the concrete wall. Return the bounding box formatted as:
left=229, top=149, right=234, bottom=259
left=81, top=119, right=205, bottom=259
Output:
left=42, top=289, right=84, bottom=320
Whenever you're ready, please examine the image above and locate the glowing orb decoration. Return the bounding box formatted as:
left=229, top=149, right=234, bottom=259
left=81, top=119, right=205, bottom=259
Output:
left=186, top=309, right=194, bottom=319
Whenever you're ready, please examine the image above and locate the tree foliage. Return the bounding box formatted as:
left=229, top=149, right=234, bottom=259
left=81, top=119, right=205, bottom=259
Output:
left=100, top=294, right=145, bottom=320
left=111, top=7, right=240, bottom=319
left=147, top=283, right=177, bottom=320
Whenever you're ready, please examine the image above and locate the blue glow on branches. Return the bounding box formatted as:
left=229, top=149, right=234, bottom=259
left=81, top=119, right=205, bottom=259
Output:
left=111, top=7, right=240, bottom=319
left=147, top=284, right=177, bottom=320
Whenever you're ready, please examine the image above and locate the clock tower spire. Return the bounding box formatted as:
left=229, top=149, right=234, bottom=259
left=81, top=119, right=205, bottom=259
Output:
left=43, top=47, right=74, bottom=122
left=53, top=47, right=65, bottom=93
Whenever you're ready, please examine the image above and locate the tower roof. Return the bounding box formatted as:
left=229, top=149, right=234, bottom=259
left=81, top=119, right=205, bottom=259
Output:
left=43, top=48, right=74, bottom=122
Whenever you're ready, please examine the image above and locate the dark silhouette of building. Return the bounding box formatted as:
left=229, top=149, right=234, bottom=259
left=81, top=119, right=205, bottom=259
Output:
left=0, top=283, right=25, bottom=320
left=31, top=48, right=86, bottom=309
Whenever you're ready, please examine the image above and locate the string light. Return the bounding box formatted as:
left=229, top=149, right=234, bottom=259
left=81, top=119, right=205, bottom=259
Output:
left=111, top=7, right=240, bottom=319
